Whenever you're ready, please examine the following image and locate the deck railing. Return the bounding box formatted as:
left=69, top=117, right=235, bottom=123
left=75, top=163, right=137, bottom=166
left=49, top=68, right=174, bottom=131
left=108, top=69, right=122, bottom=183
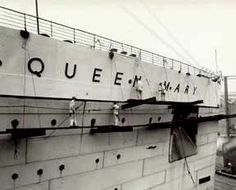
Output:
left=0, top=6, right=218, bottom=78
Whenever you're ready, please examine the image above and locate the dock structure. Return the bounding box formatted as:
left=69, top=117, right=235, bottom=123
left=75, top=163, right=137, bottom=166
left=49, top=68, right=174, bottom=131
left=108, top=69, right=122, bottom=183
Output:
left=215, top=173, right=236, bottom=190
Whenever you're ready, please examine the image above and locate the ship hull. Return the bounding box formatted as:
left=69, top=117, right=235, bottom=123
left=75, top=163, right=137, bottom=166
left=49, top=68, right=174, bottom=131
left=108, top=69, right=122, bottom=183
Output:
left=0, top=24, right=220, bottom=190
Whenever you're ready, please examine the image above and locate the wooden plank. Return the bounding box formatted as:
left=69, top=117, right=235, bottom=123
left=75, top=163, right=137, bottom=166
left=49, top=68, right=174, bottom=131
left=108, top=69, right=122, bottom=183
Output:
left=121, top=97, right=156, bottom=109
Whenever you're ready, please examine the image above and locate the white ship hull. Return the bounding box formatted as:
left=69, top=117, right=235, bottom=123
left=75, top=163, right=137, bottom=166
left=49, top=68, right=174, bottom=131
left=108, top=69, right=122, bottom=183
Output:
left=0, top=7, right=220, bottom=190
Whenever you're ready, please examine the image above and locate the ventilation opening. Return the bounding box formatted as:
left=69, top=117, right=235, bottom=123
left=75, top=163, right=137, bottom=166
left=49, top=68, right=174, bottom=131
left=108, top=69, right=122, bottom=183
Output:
left=199, top=176, right=211, bottom=184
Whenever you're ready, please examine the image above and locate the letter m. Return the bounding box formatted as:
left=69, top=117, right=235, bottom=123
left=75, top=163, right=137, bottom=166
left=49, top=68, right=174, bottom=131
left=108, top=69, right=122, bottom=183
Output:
left=163, top=81, right=170, bottom=91
left=132, top=75, right=142, bottom=87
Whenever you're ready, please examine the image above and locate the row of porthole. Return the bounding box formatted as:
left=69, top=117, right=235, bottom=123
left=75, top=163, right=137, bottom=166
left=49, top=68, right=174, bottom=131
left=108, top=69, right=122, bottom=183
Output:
left=10, top=154, right=123, bottom=181
left=11, top=164, right=65, bottom=181
left=11, top=116, right=162, bottom=128
left=50, top=118, right=126, bottom=126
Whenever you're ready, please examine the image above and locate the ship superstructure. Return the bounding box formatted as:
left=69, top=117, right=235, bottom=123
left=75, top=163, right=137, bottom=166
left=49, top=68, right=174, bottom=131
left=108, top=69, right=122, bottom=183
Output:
left=0, top=6, right=222, bottom=190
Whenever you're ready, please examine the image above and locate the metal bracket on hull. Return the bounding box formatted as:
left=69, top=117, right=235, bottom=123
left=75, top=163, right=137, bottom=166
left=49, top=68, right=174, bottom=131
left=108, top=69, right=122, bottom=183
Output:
left=148, top=114, right=236, bottom=130
left=122, top=98, right=204, bottom=110
left=6, top=128, right=46, bottom=139
left=90, top=125, right=133, bottom=134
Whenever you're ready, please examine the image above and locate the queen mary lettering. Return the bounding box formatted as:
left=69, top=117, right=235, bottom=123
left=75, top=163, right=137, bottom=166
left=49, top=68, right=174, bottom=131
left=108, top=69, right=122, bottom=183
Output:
left=27, top=57, right=198, bottom=95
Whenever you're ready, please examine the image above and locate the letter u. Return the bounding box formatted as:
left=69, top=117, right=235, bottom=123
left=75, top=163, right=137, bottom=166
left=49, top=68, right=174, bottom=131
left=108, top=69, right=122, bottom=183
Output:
left=65, top=63, right=77, bottom=79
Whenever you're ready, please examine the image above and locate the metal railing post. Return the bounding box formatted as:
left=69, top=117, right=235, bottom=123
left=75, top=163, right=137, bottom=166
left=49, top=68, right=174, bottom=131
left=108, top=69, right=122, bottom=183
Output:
left=163, top=57, right=165, bottom=67
left=35, top=0, right=40, bottom=34
left=179, top=63, right=182, bottom=73
left=93, top=35, right=96, bottom=48
left=23, top=13, right=26, bottom=31
left=50, top=21, right=53, bottom=37
left=139, top=49, right=142, bottom=60
left=73, top=28, right=75, bottom=43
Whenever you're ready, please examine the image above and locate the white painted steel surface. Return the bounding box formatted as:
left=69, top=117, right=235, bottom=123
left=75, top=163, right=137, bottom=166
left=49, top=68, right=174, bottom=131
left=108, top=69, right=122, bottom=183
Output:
left=0, top=26, right=220, bottom=106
